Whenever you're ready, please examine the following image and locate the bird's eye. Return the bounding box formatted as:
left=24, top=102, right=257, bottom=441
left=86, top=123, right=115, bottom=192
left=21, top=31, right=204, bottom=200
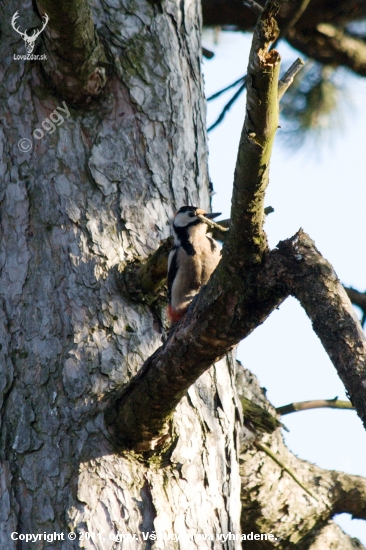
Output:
left=188, top=212, right=195, bottom=217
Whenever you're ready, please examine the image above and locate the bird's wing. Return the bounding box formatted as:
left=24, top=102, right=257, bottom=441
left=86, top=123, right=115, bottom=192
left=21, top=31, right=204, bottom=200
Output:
left=167, top=247, right=178, bottom=303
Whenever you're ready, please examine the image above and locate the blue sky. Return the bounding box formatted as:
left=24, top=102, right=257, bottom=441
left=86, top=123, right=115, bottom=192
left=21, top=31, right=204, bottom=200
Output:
left=203, top=29, right=366, bottom=544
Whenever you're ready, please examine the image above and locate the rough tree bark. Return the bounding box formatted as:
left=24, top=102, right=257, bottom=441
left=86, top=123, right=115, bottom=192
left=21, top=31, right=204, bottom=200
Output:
left=1, top=0, right=366, bottom=549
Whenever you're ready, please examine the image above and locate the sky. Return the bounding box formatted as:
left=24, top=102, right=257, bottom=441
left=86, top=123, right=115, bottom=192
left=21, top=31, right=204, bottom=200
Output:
left=202, top=29, right=366, bottom=544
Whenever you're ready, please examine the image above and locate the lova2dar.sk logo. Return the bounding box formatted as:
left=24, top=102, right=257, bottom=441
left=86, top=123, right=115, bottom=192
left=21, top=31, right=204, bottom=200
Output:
left=11, top=10, right=49, bottom=60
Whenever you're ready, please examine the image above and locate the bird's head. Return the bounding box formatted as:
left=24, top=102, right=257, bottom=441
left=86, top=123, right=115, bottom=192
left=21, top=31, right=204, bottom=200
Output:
left=173, top=206, right=221, bottom=231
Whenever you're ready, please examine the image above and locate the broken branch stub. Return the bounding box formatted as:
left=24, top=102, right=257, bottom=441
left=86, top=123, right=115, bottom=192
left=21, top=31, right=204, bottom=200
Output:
left=117, top=238, right=173, bottom=305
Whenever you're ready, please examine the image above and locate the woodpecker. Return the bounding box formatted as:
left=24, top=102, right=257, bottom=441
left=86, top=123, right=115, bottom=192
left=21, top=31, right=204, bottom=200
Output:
left=167, top=206, right=221, bottom=325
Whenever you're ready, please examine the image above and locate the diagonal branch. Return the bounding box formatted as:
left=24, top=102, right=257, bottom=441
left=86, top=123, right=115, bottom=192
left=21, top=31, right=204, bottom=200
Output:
left=277, top=232, right=366, bottom=428
left=115, top=229, right=366, bottom=450
left=35, top=0, right=109, bottom=103
left=207, top=57, right=303, bottom=133
left=207, top=81, right=247, bottom=133
left=110, top=227, right=366, bottom=451
left=241, top=427, right=366, bottom=543
left=207, top=76, right=245, bottom=102
left=243, top=0, right=264, bottom=17
left=254, top=441, right=318, bottom=501
left=107, top=249, right=288, bottom=451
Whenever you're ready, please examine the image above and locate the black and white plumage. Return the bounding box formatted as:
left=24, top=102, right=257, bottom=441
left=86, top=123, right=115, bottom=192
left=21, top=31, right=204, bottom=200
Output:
left=167, top=206, right=221, bottom=325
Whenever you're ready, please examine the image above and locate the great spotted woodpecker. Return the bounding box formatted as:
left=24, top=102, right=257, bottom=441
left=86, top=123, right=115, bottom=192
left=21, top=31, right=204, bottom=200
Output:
left=167, top=206, right=221, bottom=325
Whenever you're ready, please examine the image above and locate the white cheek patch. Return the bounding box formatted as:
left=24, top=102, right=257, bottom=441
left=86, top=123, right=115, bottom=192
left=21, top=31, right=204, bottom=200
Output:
left=174, top=212, right=197, bottom=227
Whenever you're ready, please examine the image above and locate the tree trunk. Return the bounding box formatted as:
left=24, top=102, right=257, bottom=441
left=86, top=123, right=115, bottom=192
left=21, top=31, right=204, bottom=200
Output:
left=1, top=0, right=242, bottom=547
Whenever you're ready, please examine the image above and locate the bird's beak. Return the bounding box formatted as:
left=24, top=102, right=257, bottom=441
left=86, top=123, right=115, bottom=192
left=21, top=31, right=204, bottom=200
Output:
left=202, top=212, right=221, bottom=219
left=196, top=211, right=229, bottom=233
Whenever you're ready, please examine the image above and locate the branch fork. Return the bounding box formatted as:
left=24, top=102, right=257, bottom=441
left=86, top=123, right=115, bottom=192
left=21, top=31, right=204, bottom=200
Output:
left=106, top=1, right=366, bottom=454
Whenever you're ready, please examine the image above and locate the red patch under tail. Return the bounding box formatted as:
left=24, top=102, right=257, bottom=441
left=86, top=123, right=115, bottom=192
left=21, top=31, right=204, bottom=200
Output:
left=167, top=305, right=187, bottom=325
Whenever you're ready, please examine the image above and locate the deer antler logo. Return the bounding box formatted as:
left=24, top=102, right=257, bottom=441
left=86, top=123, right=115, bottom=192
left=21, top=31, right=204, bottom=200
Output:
left=11, top=11, right=49, bottom=54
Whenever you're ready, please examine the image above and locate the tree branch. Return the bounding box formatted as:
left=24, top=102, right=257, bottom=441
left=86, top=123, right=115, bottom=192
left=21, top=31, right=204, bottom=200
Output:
left=331, top=470, right=366, bottom=520
left=207, top=81, right=247, bottom=133
left=278, top=57, right=305, bottom=99
left=108, top=244, right=289, bottom=450
left=120, top=236, right=364, bottom=315
left=287, top=25, right=366, bottom=77
left=207, top=76, right=245, bottom=102
left=223, top=0, right=280, bottom=267
left=277, top=232, right=366, bottom=429
left=207, top=56, right=304, bottom=133
left=254, top=441, right=318, bottom=501
left=35, top=0, right=109, bottom=103
left=276, top=398, right=354, bottom=415
left=242, top=430, right=366, bottom=543
left=272, top=0, right=311, bottom=49
left=202, top=47, right=215, bottom=59
left=109, top=227, right=366, bottom=451
left=345, top=286, right=366, bottom=327
left=238, top=364, right=366, bottom=546
left=243, top=0, right=264, bottom=17
left=202, top=1, right=366, bottom=78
